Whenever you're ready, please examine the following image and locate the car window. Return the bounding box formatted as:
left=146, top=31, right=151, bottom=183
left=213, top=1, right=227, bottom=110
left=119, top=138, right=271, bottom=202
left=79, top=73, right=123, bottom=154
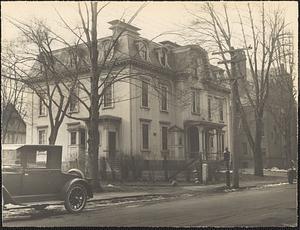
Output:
left=2, top=149, right=21, bottom=167
left=27, top=151, right=48, bottom=168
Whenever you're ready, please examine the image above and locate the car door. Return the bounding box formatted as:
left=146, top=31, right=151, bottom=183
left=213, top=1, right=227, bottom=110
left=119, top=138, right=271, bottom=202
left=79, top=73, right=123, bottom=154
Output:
left=21, top=150, right=62, bottom=199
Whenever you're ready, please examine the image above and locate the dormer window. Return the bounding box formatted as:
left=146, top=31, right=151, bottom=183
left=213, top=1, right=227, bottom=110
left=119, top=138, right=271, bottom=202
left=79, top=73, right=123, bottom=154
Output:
left=102, top=40, right=113, bottom=61
left=157, top=47, right=169, bottom=67
left=160, top=49, right=167, bottom=66
left=136, top=41, right=148, bottom=61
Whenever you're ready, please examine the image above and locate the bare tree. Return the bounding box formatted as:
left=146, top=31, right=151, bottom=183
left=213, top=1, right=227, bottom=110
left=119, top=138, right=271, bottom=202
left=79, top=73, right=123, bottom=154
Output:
left=266, top=32, right=297, bottom=167
left=1, top=62, right=26, bottom=143
left=185, top=2, right=290, bottom=176
left=2, top=20, right=79, bottom=145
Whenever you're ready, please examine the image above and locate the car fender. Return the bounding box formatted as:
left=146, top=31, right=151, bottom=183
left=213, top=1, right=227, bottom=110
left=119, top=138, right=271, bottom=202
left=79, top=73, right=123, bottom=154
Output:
left=60, top=178, right=93, bottom=199
left=2, top=185, right=18, bottom=205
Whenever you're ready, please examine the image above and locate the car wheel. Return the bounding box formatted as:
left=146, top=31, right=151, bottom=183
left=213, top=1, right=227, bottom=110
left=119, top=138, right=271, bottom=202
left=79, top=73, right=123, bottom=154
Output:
left=64, top=184, right=87, bottom=213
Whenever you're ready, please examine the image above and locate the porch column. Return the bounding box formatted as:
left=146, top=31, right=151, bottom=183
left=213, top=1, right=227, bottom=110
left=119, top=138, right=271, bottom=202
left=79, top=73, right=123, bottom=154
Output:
left=198, top=126, right=204, bottom=159
left=213, top=129, right=218, bottom=155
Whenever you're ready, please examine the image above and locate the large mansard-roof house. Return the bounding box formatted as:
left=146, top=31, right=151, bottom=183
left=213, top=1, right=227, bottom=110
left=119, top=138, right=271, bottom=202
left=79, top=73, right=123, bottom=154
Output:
left=26, top=20, right=231, bottom=182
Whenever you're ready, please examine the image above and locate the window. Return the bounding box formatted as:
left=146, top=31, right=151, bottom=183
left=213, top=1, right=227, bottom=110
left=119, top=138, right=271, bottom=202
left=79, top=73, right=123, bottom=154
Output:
left=69, top=87, right=79, bottom=113
left=192, top=90, right=200, bottom=114
left=142, top=123, right=149, bottom=150
left=219, top=99, right=224, bottom=121
left=38, top=128, right=47, bottom=144
left=221, top=133, right=225, bottom=152
left=70, top=131, right=77, bottom=145
left=242, top=142, right=247, bottom=155
left=103, top=40, right=113, bottom=60
left=161, top=50, right=167, bottom=66
left=137, top=42, right=148, bottom=61
left=104, top=81, right=113, bottom=108
left=39, top=96, right=46, bottom=116
left=161, top=126, right=168, bottom=151
left=208, top=97, right=212, bottom=120
left=80, top=130, right=86, bottom=146
left=161, top=85, right=168, bottom=111
left=27, top=150, right=47, bottom=168
left=141, top=81, right=149, bottom=108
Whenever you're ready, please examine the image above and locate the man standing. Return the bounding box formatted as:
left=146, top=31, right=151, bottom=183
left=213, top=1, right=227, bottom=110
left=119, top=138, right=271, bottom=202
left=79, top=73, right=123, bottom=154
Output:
left=224, top=147, right=231, bottom=187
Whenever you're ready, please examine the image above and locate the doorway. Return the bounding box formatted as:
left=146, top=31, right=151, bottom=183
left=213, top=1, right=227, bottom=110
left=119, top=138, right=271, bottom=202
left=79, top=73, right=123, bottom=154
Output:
left=108, top=131, right=116, bottom=158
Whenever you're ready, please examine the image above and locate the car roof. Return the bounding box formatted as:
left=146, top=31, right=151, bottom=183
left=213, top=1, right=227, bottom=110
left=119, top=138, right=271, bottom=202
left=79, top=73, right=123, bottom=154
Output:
left=1, top=144, right=62, bottom=151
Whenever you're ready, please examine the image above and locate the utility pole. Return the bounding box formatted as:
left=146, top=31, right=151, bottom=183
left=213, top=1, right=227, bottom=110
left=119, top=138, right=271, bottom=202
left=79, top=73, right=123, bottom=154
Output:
left=212, top=46, right=251, bottom=188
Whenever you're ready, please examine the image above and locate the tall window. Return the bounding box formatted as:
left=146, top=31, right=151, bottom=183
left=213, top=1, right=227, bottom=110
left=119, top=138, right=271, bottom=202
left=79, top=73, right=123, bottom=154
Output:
left=161, top=50, right=167, bottom=66
left=39, top=96, right=46, bottom=116
left=69, top=87, right=79, bottom=113
left=161, top=85, right=168, bottom=111
left=38, top=128, right=47, bottom=144
left=138, top=42, right=148, bottom=61
left=80, top=130, right=86, bottom=146
left=192, top=90, right=200, bottom=114
left=208, top=97, right=212, bottom=120
left=70, top=131, right=77, bottom=145
left=161, top=126, right=168, bottom=151
left=142, top=123, right=149, bottom=150
left=219, top=99, right=224, bottom=121
left=104, top=82, right=113, bottom=108
left=242, top=142, right=247, bottom=155
left=221, top=133, right=225, bottom=152
left=103, top=40, right=113, bottom=60
left=141, top=81, right=149, bottom=108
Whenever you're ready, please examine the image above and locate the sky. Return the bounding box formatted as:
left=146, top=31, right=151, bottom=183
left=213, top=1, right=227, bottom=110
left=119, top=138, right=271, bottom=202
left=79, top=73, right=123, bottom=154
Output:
left=2, top=1, right=298, bottom=89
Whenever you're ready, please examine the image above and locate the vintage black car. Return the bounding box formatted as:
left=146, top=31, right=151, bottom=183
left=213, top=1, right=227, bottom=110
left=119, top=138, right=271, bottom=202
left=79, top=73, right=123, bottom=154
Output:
left=2, top=144, right=93, bottom=213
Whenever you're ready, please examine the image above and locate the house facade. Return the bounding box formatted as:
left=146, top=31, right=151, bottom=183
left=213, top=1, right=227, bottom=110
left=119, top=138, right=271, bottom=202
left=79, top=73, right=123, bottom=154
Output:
left=26, top=20, right=231, bottom=179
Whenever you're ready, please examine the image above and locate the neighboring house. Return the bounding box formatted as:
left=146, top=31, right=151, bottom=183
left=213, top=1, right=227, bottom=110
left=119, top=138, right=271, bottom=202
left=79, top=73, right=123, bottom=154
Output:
left=2, top=103, right=26, bottom=144
left=26, top=20, right=231, bottom=180
left=238, top=69, right=297, bottom=169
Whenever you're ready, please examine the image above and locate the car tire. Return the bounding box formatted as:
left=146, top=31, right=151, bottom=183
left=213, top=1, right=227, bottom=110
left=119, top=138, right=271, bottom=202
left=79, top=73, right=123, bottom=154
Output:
left=67, top=169, right=84, bottom=178
left=64, top=183, right=87, bottom=213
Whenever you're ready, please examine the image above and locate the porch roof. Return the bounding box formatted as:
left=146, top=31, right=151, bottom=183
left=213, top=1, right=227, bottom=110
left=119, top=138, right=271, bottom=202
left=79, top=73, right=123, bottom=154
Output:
left=184, top=120, right=226, bottom=129
left=82, top=115, right=122, bottom=123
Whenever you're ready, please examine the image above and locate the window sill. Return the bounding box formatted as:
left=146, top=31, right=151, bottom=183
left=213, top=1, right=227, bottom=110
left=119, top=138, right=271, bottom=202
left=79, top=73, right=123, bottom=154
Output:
left=141, top=149, right=150, bottom=153
left=160, top=110, right=168, bottom=113
left=191, top=112, right=201, bottom=116
left=38, top=114, right=47, bottom=118
left=103, top=105, right=114, bottom=110
left=140, top=106, right=150, bottom=110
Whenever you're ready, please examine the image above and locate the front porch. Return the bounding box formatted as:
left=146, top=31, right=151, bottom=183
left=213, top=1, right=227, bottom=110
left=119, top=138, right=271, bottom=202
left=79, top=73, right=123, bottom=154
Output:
left=184, top=119, right=226, bottom=162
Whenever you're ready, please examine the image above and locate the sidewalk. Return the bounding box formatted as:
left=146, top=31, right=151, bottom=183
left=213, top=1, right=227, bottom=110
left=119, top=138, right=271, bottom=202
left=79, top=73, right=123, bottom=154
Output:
left=90, top=172, right=289, bottom=203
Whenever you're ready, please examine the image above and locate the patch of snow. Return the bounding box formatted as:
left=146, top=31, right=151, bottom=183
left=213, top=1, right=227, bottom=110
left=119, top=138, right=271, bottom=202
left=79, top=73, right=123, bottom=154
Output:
left=107, top=184, right=115, bottom=187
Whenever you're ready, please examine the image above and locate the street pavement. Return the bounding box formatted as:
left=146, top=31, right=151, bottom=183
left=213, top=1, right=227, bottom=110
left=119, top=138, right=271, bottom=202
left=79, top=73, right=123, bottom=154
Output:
left=2, top=181, right=297, bottom=227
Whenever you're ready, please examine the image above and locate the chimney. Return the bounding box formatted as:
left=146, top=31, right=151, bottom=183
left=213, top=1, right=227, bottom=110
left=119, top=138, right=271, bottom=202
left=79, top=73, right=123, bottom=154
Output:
left=108, top=20, right=141, bottom=37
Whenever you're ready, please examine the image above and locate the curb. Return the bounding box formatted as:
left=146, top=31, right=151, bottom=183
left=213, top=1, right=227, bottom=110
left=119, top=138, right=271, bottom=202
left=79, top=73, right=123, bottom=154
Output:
left=88, top=180, right=288, bottom=203
left=88, top=193, right=167, bottom=203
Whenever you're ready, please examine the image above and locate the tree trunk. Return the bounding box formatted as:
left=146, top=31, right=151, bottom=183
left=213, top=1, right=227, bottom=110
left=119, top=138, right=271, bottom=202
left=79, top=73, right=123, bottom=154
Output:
left=48, top=128, right=59, bottom=145
left=253, top=117, right=264, bottom=176
left=87, top=107, right=101, bottom=190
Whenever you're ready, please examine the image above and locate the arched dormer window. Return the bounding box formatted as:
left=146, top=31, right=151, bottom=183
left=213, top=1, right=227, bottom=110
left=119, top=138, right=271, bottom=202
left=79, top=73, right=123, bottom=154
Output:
left=136, top=41, right=148, bottom=61
left=99, top=39, right=114, bottom=62
left=156, top=47, right=169, bottom=68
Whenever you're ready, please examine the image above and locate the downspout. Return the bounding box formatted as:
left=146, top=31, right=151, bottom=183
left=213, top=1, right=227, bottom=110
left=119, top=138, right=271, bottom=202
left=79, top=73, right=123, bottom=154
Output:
left=31, top=89, right=34, bottom=144
left=129, top=63, right=133, bottom=156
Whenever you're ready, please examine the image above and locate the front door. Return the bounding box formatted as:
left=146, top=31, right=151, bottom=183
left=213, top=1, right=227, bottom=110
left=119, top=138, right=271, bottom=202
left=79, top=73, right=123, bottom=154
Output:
left=108, top=131, right=116, bottom=158
left=189, top=126, right=199, bottom=158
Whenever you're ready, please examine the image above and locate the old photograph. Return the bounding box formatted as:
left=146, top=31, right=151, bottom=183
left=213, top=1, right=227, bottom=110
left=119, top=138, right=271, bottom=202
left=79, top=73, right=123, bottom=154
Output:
left=1, top=1, right=298, bottom=227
